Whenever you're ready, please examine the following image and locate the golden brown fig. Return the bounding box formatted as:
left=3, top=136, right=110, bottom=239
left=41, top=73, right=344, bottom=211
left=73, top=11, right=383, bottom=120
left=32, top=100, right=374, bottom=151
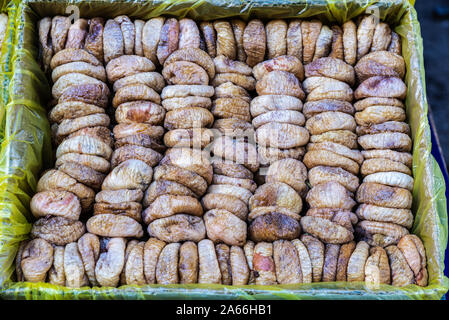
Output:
left=306, top=181, right=356, bottom=210
left=198, top=239, right=222, bottom=284
left=157, top=18, right=179, bottom=65
left=357, top=15, right=377, bottom=60
left=313, top=25, right=333, bottom=61
left=204, top=209, right=247, bottom=246
left=212, top=73, right=256, bottom=91
left=36, top=169, right=95, bottom=211
left=356, top=220, right=409, bottom=247
left=303, top=99, right=354, bottom=118
left=113, top=123, right=164, bottom=141
left=142, top=17, right=165, bottom=65
left=103, top=19, right=124, bottom=63
left=102, top=159, right=153, bottom=191
left=253, top=242, right=277, bottom=285
left=256, top=70, right=305, bottom=99
left=266, top=20, right=287, bottom=59
left=303, top=149, right=360, bottom=175
left=307, top=141, right=363, bottom=164
left=95, top=238, right=126, bottom=287
left=354, top=96, right=404, bottom=111
left=215, top=244, right=231, bottom=285
left=230, top=246, right=249, bottom=285
left=385, top=245, right=415, bottom=287
left=58, top=82, right=109, bottom=108
left=364, top=246, right=391, bottom=286
left=143, top=179, right=197, bottom=207
left=253, top=55, right=304, bottom=81
left=200, top=22, right=217, bottom=57
left=266, top=158, right=307, bottom=194
left=201, top=193, right=248, bottom=221
left=164, top=107, right=214, bottom=130
left=52, top=73, right=106, bottom=100
left=214, top=20, right=236, bottom=60
left=356, top=204, right=413, bottom=229
left=30, top=191, right=81, bottom=220
left=306, top=111, right=356, bottom=135
left=211, top=97, right=250, bottom=121
left=113, top=84, right=161, bottom=107
left=249, top=212, right=301, bottom=242
left=148, top=214, right=206, bottom=243
left=355, top=76, right=407, bottom=100
left=87, top=214, right=144, bottom=238
left=301, top=235, right=324, bottom=282
left=179, top=18, right=200, bottom=49
left=143, top=238, right=166, bottom=284
left=371, top=23, right=391, bottom=52
left=214, top=55, right=252, bottom=75
left=57, top=161, right=105, bottom=190
left=310, top=130, right=358, bottom=149
left=106, top=55, right=155, bottom=82
left=243, top=19, right=266, bottom=67
left=214, top=82, right=251, bottom=102
left=161, top=84, right=214, bottom=99
left=163, top=61, right=209, bottom=85
left=355, top=51, right=405, bottom=82
left=329, top=25, right=344, bottom=60
left=356, top=121, right=410, bottom=136
left=256, top=122, right=309, bottom=149
left=49, top=101, right=105, bottom=125
left=347, top=241, right=370, bottom=282
left=51, top=60, right=106, bottom=83
left=306, top=208, right=358, bottom=232
left=84, top=17, right=105, bottom=62
left=155, top=242, right=180, bottom=284
left=21, top=239, right=53, bottom=283
left=335, top=241, right=356, bottom=281
left=358, top=132, right=412, bottom=152
left=305, top=57, right=355, bottom=85
left=77, top=233, right=100, bottom=286
left=301, top=20, right=322, bottom=65
left=243, top=241, right=256, bottom=284
left=31, top=216, right=85, bottom=246
left=356, top=182, right=412, bottom=209
left=179, top=241, right=199, bottom=284
left=56, top=113, right=110, bottom=138
left=361, top=158, right=411, bottom=177
left=322, top=244, right=340, bottom=282
left=113, top=72, right=165, bottom=93
left=287, top=19, right=303, bottom=61
left=302, top=76, right=353, bottom=102
left=231, top=19, right=247, bottom=62
left=342, top=20, right=357, bottom=65
left=110, top=145, right=162, bottom=169
left=273, top=240, right=302, bottom=284
left=48, top=246, right=65, bottom=286
left=64, top=242, right=87, bottom=288
left=93, top=202, right=142, bottom=222
left=124, top=242, right=146, bottom=285
left=249, top=182, right=302, bottom=214
left=250, top=94, right=303, bottom=117
left=114, top=16, right=135, bottom=55
left=165, top=47, right=215, bottom=79
left=308, top=166, right=359, bottom=193
left=153, top=164, right=208, bottom=197
left=65, top=18, right=88, bottom=49
left=142, top=195, right=203, bottom=224
left=258, top=146, right=305, bottom=166
left=291, top=239, right=312, bottom=283
left=301, top=216, right=354, bottom=244
left=398, top=234, right=428, bottom=286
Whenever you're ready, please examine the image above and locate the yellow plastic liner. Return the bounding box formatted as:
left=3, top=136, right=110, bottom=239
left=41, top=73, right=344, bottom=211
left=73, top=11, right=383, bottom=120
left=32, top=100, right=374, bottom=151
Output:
left=0, top=0, right=447, bottom=299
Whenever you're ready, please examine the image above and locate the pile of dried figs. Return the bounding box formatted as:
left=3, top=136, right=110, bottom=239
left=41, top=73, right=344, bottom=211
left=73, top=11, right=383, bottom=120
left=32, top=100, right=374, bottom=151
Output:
left=15, top=15, right=427, bottom=288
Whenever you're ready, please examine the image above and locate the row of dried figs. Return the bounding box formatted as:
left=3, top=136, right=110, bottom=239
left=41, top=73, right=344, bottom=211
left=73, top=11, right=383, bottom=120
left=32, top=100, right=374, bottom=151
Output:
left=15, top=234, right=425, bottom=287
left=18, top=15, right=428, bottom=289
left=38, top=15, right=401, bottom=73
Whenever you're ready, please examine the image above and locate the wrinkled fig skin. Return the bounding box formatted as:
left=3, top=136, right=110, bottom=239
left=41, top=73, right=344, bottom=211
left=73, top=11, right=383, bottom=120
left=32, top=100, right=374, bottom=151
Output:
left=31, top=216, right=85, bottom=246
left=78, top=233, right=100, bottom=286
left=95, top=238, right=126, bottom=287
left=249, top=212, right=301, bottom=242
left=143, top=238, right=166, bottom=284
left=198, top=239, right=222, bottom=284
left=64, top=242, right=87, bottom=288
left=397, top=235, right=428, bottom=287
left=301, top=235, right=324, bottom=282
left=48, top=246, right=65, bottom=286
left=386, top=245, right=415, bottom=287
left=347, top=241, right=370, bottom=282
left=335, top=241, right=356, bottom=281
left=148, top=214, right=206, bottom=243
left=364, top=247, right=391, bottom=286
left=21, top=239, right=54, bottom=283
left=300, top=216, right=354, bottom=244
left=273, top=240, right=302, bottom=284
left=204, top=209, right=247, bottom=246
left=322, top=244, right=340, bottom=282
left=179, top=241, right=199, bottom=284
left=253, top=242, right=277, bottom=285
left=215, top=244, right=232, bottom=285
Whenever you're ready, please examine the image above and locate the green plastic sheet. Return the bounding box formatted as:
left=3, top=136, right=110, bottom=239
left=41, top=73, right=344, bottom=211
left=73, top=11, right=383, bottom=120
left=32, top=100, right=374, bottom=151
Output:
left=0, top=0, right=447, bottom=300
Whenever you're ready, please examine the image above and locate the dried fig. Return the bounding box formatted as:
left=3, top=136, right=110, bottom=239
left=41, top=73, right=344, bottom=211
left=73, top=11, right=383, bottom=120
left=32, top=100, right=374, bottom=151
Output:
left=142, top=17, right=165, bottom=65
left=356, top=204, right=413, bottom=229
left=371, top=23, right=391, bottom=52
left=51, top=16, right=70, bottom=53
left=301, top=216, right=354, bottom=244
left=266, top=20, right=287, bottom=59
left=30, top=191, right=81, bottom=220
left=111, top=145, right=162, bottom=169
left=385, top=245, right=414, bottom=287
left=243, top=19, right=266, bottom=67
left=64, top=242, right=86, bottom=288
left=253, top=242, right=277, bottom=285
left=357, top=15, right=377, bottom=60
left=200, top=22, right=216, bottom=57
left=358, top=132, right=412, bottom=152
left=250, top=94, right=303, bottom=117
left=249, top=212, right=301, bottom=242
left=342, top=20, right=357, bottom=65
left=305, top=57, right=355, bottom=85
left=95, top=237, right=126, bottom=287
left=143, top=195, right=203, bottom=224
left=308, top=166, right=359, bottom=193
left=157, top=18, right=179, bottom=65
left=356, top=182, right=412, bottom=209
left=165, top=47, right=215, bottom=79
left=153, top=164, right=208, bottom=197
left=143, top=238, right=166, bottom=284
left=198, top=239, right=222, bottom=284
left=106, top=55, right=155, bottom=83
left=21, top=239, right=53, bottom=283
left=147, top=214, right=206, bottom=243
left=256, top=122, right=309, bottom=149
left=335, top=241, right=356, bottom=281
left=125, top=242, right=146, bottom=285
left=31, top=216, right=85, bottom=246
left=103, top=19, right=124, bottom=63
left=77, top=233, right=100, bottom=286
left=179, top=241, right=199, bottom=284
left=301, top=20, right=322, bottom=65
left=306, top=181, right=356, bottom=210
left=364, top=246, right=391, bottom=286
left=287, top=19, right=303, bottom=61
left=204, top=209, right=247, bottom=246
left=273, top=240, right=302, bottom=284
left=313, top=25, right=332, bottom=61
left=347, top=241, right=370, bottom=282
left=179, top=18, right=200, bottom=49
left=102, top=159, right=153, bottom=191
left=113, top=72, right=165, bottom=93
left=301, top=235, right=324, bottom=282
left=48, top=246, right=65, bottom=286
left=87, top=214, right=144, bottom=238
left=303, top=99, right=355, bottom=119
left=397, top=235, right=427, bottom=286
left=322, top=244, right=340, bottom=282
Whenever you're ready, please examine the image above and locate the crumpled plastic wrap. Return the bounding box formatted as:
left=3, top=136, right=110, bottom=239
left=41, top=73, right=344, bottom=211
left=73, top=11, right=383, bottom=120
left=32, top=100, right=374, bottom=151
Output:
left=0, top=0, right=447, bottom=300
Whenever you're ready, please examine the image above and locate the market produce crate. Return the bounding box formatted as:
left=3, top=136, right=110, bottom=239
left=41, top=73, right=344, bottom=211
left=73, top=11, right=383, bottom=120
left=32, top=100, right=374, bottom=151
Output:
left=0, top=0, right=447, bottom=300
